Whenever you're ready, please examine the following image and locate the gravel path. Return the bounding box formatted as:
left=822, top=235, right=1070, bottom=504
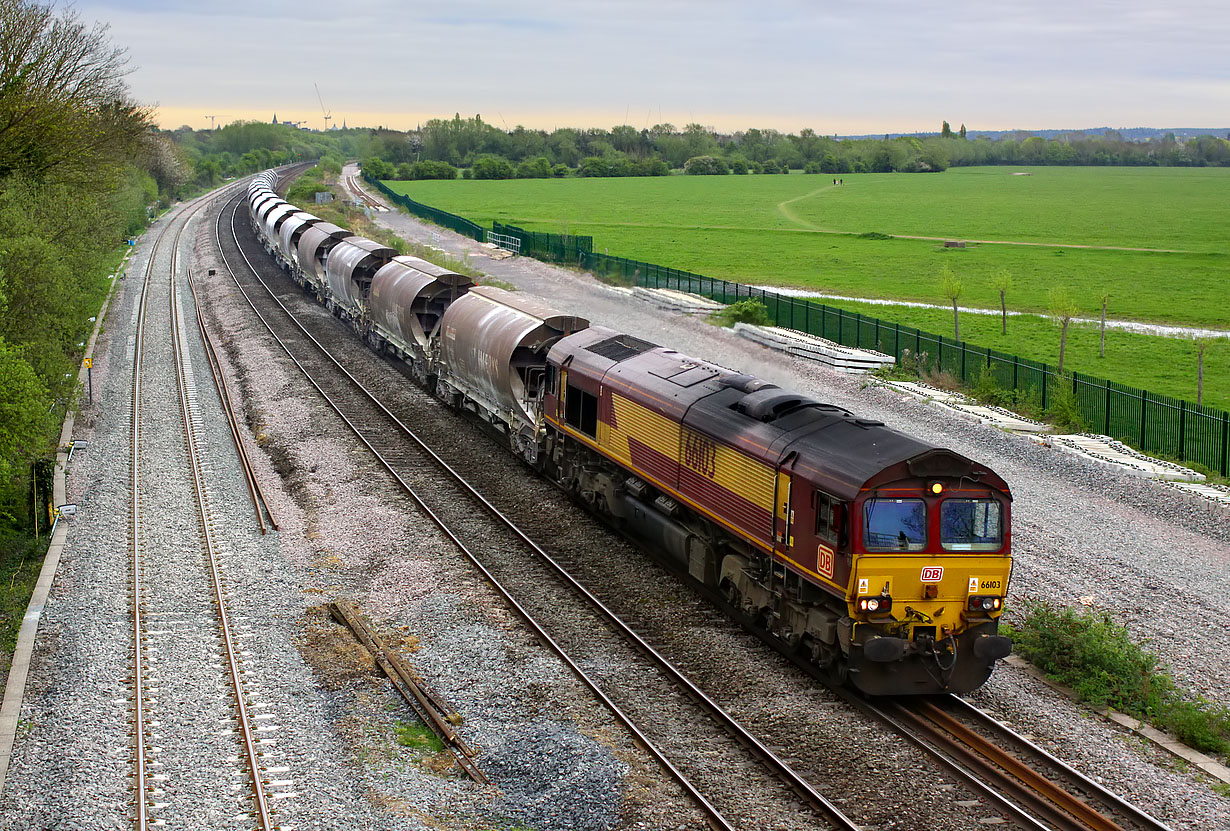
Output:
left=349, top=166, right=1230, bottom=829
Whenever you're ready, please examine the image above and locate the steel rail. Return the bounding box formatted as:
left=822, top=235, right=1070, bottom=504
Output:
left=167, top=260, right=274, bottom=831
left=129, top=184, right=270, bottom=829
left=185, top=266, right=278, bottom=533
left=937, top=696, right=1173, bottom=831
left=219, top=181, right=862, bottom=829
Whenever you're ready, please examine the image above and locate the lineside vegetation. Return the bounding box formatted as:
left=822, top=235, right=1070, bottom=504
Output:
left=1006, top=602, right=1230, bottom=762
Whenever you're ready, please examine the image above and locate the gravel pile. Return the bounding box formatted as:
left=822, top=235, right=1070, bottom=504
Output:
left=351, top=166, right=1230, bottom=830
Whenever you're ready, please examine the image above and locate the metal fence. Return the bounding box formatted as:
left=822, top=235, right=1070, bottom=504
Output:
left=373, top=181, right=1229, bottom=475
left=364, top=174, right=486, bottom=242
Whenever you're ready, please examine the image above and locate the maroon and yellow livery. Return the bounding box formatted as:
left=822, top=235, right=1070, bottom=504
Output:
left=542, top=328, right=1012, bottom=695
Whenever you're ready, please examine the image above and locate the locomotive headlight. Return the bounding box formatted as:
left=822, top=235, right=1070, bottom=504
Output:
left=968, top=596, right=1003, bottom=612
left=858, top=596, right=892, bottom=613
left=930, top=482, right=944, bottom=495
left=981, top=597, right=998, bottom=611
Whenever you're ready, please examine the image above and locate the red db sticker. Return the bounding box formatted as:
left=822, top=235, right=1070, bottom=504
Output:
left=817, top=544, right=835, bottom=580
left=920, top=566, right=944, bottom=583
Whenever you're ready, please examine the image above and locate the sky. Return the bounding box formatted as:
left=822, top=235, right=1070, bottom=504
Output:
left=75, top=0, right=1230, bottom=135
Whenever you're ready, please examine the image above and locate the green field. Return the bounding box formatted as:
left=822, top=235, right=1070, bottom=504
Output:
left=385, top=167, right=1229, bottom=409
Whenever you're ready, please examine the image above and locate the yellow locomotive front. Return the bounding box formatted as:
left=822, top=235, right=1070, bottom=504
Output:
left=842, top=471, right=1013, bottom=694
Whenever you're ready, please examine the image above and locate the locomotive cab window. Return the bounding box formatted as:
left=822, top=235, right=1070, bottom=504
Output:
left=546, top=365, right=559, bottom=397
left=564, top=383, right=599, bottom=437
left=812, top=491, right=841, bottom=544
left=863, top=498, right=926, bottom=551
left=940, top=499, right=1003, bottom=551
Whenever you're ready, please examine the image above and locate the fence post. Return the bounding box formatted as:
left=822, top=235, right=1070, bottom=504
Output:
left=822, top=305, right=828, bottom=339
left=1104, top=382, right=1112, bottom=436
left=805, top=301, right=810, bottom=335
left=960, top=343, right=967, bottom=381
left=1178, top=400, right=1186, bottom=460
left=1041, top=366, right=1048, bottom=411
left=856, top=314, right=862, bottom=347
left=1140, top=390, right=1148, bottom=449
left=895, top=323, right=901, bottom=358
left=1012, top=355, right=1018, bottom=389
left=1222, top=412, right=1229, bottom=476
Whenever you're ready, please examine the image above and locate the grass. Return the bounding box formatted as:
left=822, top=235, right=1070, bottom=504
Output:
left=1005, top=601, right=1230, bottom=760
left=385, top=167, right=1230, bottom=326
left=393, top=720, right=444, bottom=753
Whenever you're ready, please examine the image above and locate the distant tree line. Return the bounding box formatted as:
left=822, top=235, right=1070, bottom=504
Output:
left=358, top=114, right=1230, bottom=180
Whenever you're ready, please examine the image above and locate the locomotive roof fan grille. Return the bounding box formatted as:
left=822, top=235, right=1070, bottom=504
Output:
left=586, top=333, right=657, bottom=362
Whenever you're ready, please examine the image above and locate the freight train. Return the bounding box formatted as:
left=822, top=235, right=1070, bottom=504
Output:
left=244, top=170, right=1014, bottom=695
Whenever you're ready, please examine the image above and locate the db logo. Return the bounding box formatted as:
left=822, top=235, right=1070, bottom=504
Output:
left=920, top=566, right=944, bottom=583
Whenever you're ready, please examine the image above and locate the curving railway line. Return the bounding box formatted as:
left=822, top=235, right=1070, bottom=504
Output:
left=127, top=186, right=280, bottom=829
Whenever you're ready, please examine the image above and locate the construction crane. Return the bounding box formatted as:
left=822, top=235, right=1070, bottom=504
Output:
left=204, top=114, right=222, bottom=130
left=315, top=83, right=332, bottom=131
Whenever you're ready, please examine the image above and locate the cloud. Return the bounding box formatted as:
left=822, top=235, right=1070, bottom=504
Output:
left=75, top=0, right=1230, bottom=132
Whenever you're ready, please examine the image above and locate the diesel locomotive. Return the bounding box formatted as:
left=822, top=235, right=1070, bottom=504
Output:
left=244, top=170, right=1013, bottom=695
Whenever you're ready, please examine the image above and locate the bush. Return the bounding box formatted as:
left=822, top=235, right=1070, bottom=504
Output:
left=515, top=157, right=552, bottom=179
left=709, top=298, right=771, bottom=327
left=730, top=158, right=749, bottom=175
left=578, top=156, right=610, bottom=177
left=470, top=155, right=515, bottom=180
left=410, top=160, right=458, bottom=180
left=1046, top=376, right=1088, bottom=432
left=804, top=161, right=822, bottom=174
left=551, top=163, right=571, bottom=178
left=634, top=158, right=670, bottom=176
left=684, top=155, right=729, bottom=175
left=1007, top=600, right=1230, bottom=755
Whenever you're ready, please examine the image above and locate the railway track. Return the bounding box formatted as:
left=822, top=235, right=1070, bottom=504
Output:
left=128, top=189, right=278, bottom=829
left=220, top=172, right=1177, bottom=829
left=881, top=695, right=1171, bottom=831
left=344, top=172, right=385, bottom=211
left=217, top=178, right=860, bottom=830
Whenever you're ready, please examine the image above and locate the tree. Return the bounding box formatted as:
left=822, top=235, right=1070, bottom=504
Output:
left=1195, top=338, right=1213, bottom=405
left=683, top=155, right=729, bottom=175
left=959, top=124, right=967, bottom=140
left=0, top=0, right=151, bottom=185
left=991, top=269, right=1013, bottom=335
left=0, top=338, right=52, bottom=508
left=941, top=121, right=953, bottom=139
left=1047, top=288, right=1079, bottom=373
left=939, top=263, right=963, bottom=340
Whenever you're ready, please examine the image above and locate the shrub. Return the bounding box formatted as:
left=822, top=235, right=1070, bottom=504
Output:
left=684, top=155, right=730, bottom=175
left=515, top=157, right=552, bottom=179
left=730, top=158, right=749, bottom=175
left=578, top=156, right=610, bottom=177
left=551, top=163, right=571, bottom=178
left=1046, top=376, right=1088, bottom=433
left=709, top=298, right=771, bottom=327
left=1007, top=600, right=1230, bottom=756
left=470, top=155, right=515, bottom=180
left=804, top=161, right=822, bottom=174
left=411, top=160, right=458, bottom=180
left=634, top=158, right=670, bottom=176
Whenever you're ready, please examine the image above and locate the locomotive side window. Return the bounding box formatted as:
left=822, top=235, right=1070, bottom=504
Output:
left=564, top=383, right=599, bottom=437
left=812, top=491, right=840, bottom=544
left=546, top=365, right=558, bottom=396
left=863, top=498, right=926, bottom=551
left=940, top=499, right=1003, bottom=551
